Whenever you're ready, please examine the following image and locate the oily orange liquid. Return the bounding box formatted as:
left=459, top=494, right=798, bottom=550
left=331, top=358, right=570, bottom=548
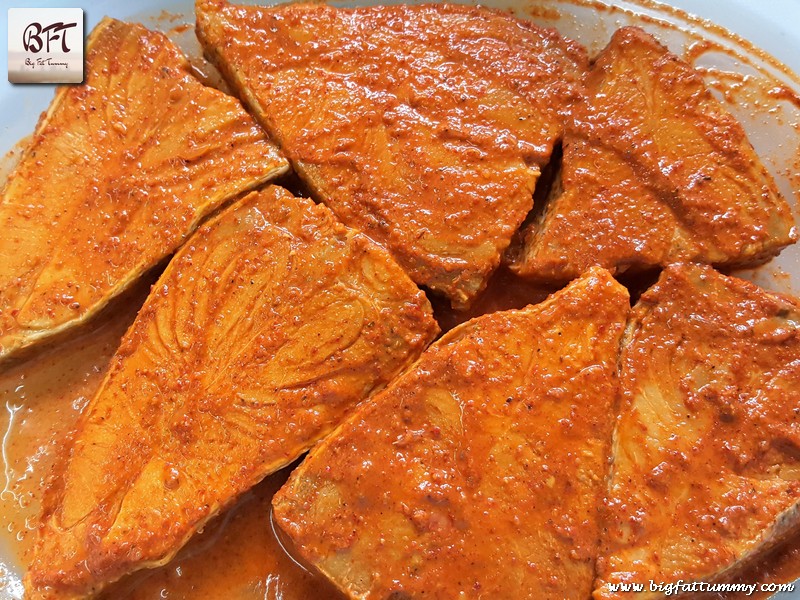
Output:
left=98, top=469, right=343, bottom=600
left=0, top=235, right=545, bottom=599
left=4, top=265, right=800, bottom=599
left=0, top=275, right=344, bottom=599
left=0, top=278, right=345, bottom=599
left=0, top=282, right=149, bottom=597
left=723, top=537, right=800, bottom=600
left=3, top=2, right=800, bottom=599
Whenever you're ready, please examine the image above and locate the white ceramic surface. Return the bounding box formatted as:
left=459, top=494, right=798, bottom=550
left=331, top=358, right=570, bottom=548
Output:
left=0, top=1, right=799, bottom=598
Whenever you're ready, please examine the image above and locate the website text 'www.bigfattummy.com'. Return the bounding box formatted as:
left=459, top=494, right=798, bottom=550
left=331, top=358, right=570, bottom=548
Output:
left=606, top=580, right=796, bottom=596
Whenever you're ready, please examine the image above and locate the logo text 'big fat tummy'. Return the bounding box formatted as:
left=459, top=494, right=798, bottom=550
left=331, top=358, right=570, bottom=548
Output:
left=8, top=8, right=84, bottom=84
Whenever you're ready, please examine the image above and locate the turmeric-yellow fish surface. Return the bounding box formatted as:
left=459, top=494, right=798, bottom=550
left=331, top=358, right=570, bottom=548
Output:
left=26, top=186, right=438, bottom=598
left=274, top=267, right=629, bottom=600
left=0, top=18, right=288, bottom=361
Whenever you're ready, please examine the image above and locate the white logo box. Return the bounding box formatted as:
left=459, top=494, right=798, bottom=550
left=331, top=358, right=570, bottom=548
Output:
left=8, top=7, right=84, bottom=84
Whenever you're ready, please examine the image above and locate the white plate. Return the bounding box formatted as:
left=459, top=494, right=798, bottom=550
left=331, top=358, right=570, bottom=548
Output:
left=1, top=1, right=799, bottom=598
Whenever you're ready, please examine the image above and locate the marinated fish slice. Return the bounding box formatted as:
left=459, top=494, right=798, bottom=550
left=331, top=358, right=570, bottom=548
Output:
left=195, top=0, right=588, bottom=308
left=0, top=18, right=289, bottom=361
left=26, top=186, right=438, bottom=599
left=274, top=267, right=630, bottom=600
left=511, top=27, right=796, bottom=282
left=595, top=264, right=800, bottom=599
